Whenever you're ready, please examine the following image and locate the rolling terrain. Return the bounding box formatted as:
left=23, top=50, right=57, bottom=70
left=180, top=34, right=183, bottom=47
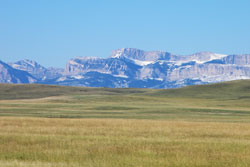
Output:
left=0, top=80, right=250, bottom=121
left=0, top=80, right=250, bottom=167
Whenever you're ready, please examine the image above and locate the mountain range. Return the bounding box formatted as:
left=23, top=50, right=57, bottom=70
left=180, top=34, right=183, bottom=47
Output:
left=1, top=48, right=250, bottom=88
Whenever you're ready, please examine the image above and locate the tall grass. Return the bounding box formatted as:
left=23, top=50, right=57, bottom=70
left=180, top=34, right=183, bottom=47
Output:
left=0, top=117, right=250, bottom=167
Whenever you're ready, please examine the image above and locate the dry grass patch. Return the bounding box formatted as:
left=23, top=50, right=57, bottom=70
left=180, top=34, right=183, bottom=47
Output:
left=0, top=117, right=250, bottom=167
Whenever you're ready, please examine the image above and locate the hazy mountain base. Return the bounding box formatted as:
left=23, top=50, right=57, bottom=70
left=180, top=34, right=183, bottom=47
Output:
left=0, top=80, right=250, bottom=167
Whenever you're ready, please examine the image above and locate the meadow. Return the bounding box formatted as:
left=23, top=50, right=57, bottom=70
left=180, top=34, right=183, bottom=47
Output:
left=0, top=80, right=250, bottom=167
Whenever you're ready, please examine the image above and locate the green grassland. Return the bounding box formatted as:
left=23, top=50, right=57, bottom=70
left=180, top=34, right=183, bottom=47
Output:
left=1, top=80, right=250, bottom=121
left=0, top=80, right=250, bottom=166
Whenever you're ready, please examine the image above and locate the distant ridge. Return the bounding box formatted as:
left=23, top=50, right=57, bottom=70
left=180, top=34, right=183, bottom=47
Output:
left=1, top=48, right=250, bottom=88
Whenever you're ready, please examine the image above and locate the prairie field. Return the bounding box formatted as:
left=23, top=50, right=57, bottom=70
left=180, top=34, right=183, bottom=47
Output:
left=0, top=80, right=250, bottom=167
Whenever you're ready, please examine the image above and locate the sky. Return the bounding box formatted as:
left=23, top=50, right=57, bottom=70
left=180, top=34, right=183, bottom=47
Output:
left=0, top=0, right=250, bottom=68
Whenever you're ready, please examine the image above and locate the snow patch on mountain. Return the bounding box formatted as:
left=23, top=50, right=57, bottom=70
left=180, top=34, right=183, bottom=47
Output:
left=132, top=59, right=154, bottom=66
left=113, top=74, right=128, bottom=78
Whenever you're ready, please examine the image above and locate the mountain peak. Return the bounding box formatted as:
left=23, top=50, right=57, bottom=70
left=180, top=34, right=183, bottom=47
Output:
left=110, top=48, right=170, bottom=61
left=189, top=52, right=228, bottom=63
left=11, top=59, right=43, bottom=69
left=110, top=48, right=143, bottom=58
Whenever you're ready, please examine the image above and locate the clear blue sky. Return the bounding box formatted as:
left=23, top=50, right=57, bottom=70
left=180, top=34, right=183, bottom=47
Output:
left=1, top=0, right=250, bottom=68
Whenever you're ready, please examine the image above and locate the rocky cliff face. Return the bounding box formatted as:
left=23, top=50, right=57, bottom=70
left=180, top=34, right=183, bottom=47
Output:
left=65, top=57, right=141, bottom=78
left=9, top=59, right=63, bottom=80
left=110, top=48, right=171, bottom=61
left=64, top=48, right=250, bottom=88
left=0, top=60, right=36, bottom=83
left=2, top=48, right=250, bottom=88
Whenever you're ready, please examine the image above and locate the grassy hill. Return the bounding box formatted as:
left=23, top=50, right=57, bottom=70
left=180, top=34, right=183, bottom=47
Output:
left=150, top=79, right=250, bottom=100
left=0, top=80, right=250, bottom=121
left=1, top=79, right=250, bottom=100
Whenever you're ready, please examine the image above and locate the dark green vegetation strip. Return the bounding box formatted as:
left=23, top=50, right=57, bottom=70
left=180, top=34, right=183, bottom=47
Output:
left=0, top=84, right=148, bottom=100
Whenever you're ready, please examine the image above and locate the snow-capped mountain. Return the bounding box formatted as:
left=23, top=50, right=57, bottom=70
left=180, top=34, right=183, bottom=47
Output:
left=2, top=48, right=250, bottom=88
left=64, top=48, right=250, bottom=88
